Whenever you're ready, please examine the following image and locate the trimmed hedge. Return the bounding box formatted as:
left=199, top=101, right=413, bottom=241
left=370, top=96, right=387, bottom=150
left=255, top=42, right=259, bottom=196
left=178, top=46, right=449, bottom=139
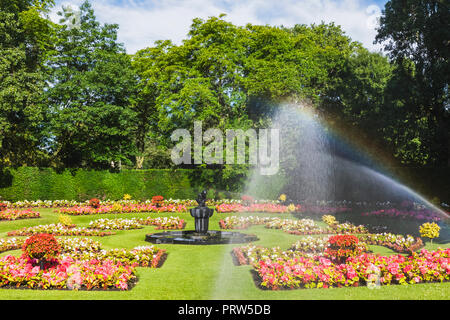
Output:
left=0, top=167, right=197, bottom=201
left=0, top=166, right=447, bottom=203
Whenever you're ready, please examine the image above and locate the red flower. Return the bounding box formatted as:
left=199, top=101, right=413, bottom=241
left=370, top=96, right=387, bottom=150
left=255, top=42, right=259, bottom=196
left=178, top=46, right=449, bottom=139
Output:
left=89, top=198, right=101, bottom=208
left=22, top=234, right=61, bottom=266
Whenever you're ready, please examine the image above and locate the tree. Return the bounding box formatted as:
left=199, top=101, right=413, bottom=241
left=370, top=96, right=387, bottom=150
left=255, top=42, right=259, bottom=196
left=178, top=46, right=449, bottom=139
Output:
left=0, top=0, right=55, bottom=167
left=376, top=0, right=450, bottom=166
left=46, top=1, right=137, bottom=169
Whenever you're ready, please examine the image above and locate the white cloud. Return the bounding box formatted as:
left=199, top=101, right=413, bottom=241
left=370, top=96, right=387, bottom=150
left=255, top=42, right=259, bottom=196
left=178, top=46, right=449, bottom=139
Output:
left=50, top=0, right=385, bottom=54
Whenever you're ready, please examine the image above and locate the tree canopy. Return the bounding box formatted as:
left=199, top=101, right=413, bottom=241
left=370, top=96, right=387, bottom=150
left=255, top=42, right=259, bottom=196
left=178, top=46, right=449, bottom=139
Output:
left=0, top=0, right=448, bottom=177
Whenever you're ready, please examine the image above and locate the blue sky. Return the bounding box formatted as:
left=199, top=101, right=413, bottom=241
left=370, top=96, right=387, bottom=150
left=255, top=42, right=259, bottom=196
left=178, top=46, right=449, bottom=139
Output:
left=51, top=0, right=389, bottom=53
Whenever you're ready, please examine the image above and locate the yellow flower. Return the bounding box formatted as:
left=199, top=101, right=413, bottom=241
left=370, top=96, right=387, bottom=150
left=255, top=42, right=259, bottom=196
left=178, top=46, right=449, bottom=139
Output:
left=322, top=215, right=338, bottom=226
left=419, top=222, right=440, bottom=243
left=123, top=194, right=132, bottom=200
left=58, top=214, right=73, bottom=227
left=287, top=204, right=295, bottom=212
left=279, top=194, right=286, bottom=202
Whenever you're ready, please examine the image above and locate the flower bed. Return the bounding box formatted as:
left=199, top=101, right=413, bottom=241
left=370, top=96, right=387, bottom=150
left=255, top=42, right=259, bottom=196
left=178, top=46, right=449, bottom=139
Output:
left=6, top=224, right=115, bottom=237
left=253, top=248, right=450, bottom=290
left=358, top=233, right=424, bottom=253
left=219, top=216, right=273, bottom=230
left=138, top=216, right=186, bottom=230
left=290, top=236, right=330, bottom=254
left=233, top=236, right=368, bottom=266
left=232, top=244, right=305, bottom=266
left=297, top=205, right=352, bottom=216
left=265, top=218, right=331, bottom=235
left=0, top=255, right=136, bottom=290
left=215, top=203, right=295, bottom=214
left=0, top=209, right=40, bottom=221
left=88, top=218, right=143, bottom=230
left=58, top=238, right=103, bottom=253
left=63, top=246, right=166, bottom=268
left=0, top=238, right=25, bottom=253
left=57, top=203, right=188, bottom=215
left=361, top=208, right=442, bottom=222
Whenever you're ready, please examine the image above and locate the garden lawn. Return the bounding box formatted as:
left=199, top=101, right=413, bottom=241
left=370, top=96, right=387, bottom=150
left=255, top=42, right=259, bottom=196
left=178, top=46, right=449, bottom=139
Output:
left=0, top=209, right=448, bottom=300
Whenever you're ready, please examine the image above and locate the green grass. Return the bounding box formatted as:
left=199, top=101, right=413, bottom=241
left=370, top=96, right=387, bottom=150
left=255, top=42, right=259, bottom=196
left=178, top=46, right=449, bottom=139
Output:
left=0, top=209, right=449, bottom=300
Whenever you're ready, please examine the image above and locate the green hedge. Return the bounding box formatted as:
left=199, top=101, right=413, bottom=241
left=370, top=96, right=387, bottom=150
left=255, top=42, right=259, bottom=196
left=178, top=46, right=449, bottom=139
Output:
left=0, top=166, right=447, bottom=203
left=0, top=167, right=197, bottom=201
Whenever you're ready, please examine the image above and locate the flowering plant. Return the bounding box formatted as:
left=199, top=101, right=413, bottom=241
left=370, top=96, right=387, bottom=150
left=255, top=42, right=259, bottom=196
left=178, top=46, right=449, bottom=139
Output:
left=123, top=194, right=132, bottom=200
left=62, top=245, right=166, bottom=268
left=89, top=218, right=143, bottom=230
left=358, top=233, right=423, bottom=253
left=0, top=255, right=137, bottom=290
left=22, top=234, right=61, bottom=268
left=0, top=238, right=25, bottom=253
left=58, top=214, right=73, bottom=227
left=253, top=248, right=450, bottom=290
left=0, top=203, right=7, bottom=211
left=287, top=204, right=296, bottom=212
left=361, top=208, right=442, bottom=222
left=325, top=235, right=364, bottom=264
left=0, top=209, right=40, bottom=221
left=7, top=223, right=115, bottom=237
left=322, top=215, right=338, bottom=226
left=219, top=216, right=272, bottom=229
left=419, top=222, right=440, bottom=244
left=89, top=198, right=101, bottom=209
left=57, top=203, right=188, bottom=215
left=139, top=216, right=186, bottom=229
left=152, top=195, right=164, bottom=207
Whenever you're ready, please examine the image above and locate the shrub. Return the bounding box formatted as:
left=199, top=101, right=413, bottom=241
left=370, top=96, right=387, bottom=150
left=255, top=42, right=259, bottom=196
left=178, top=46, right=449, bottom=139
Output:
left=325, top=234, right=363, bottom=264
left=89, top=198, right=100, bottom=208
left=111, top=203, right=123, bottom=212
left=58, top=215, right=73, bottom=227
left=322, top=215, right=338, bottom=226
left=287, top=204, right=296, bottom=212
left=151, top=195, right=164, bottom=207
left=22, top=234, right=61, bottom=269
left=123, top=194, right=132, bottom=200
left=419, top=222, right=440, bottom=244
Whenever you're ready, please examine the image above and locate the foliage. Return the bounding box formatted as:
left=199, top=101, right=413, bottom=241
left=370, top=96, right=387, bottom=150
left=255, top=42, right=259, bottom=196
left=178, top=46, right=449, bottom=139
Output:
left=322, top=215, right=338, bottom=226
left=358, top=233, right=423, bottom=253
left=0, top=255, right=136, bottom=290
left=7, top=223, right=115, bottom=237
left=22, top=233, right=60, bottom=263
left=375, top=0, right=450, bottom=166
left=324, top=235, right=364, bottom=263
left=0, top=209, right=39, bottom=221
left=0, top=0, right=55, bottom=167
left=57, top=203, right=188, bottom=215
left=58, top=214, right=72, bottom=226
left=151, top=195, right=164, bottom=206
left=419, top=222, right=441, bottom=243
left=254, top=248, right=450, bottom=290
left=0, top=167, right=197, bottom=201
left=45, top=1, right=137, bottom=169
left=88, top=218, right=143, bottom=230
left=88, top=198, right=100, bottom=209
left=123, top=194, right=132, bottom=200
